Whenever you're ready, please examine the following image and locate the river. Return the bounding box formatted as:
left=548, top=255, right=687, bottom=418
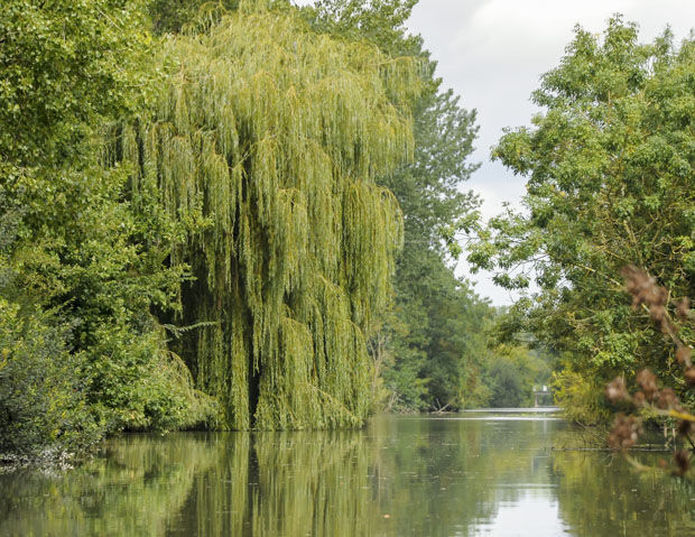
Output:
left=1, top=410, right=694, bottom=536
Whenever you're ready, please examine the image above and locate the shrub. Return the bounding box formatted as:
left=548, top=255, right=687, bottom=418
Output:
left=553, top=369, right=610, bottom=425
left=0, top=299, right=101, bottom=456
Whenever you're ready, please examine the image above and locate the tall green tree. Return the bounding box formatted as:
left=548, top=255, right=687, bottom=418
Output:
left=117, top=0, right=421, bottom=429
left=469, top=17, right=695, bottom=415
left=306, top=0, right=489, bottom=411
left=381, top=87, right=485, bottom=411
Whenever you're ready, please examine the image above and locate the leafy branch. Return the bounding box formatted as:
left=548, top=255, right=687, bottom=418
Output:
left=606, top=266, right=694, bottom=475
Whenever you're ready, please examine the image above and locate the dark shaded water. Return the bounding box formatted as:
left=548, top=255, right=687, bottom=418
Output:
left=2, top=411, right=695, bottom=536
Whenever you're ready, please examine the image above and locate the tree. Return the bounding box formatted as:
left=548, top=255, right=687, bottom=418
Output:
left=469, top=17, right=695, bottom=416
left=483, top=345, right=552, bottom=408
left=0, top=0, right=151, bottom=166
left=307, top=0, right=489, bottom=412
left=0, top=0, right=213, bottom=455
left=117, top=0, right=421, bottom=429
left=308, top=0, right=421, bottom=57
left=381, top=86, right=485, bottom=411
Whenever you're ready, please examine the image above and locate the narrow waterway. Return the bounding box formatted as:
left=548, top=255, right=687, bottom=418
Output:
left=1, top=410, right=694, bottom=536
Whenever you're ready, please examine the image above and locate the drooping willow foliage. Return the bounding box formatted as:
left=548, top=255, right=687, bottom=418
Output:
left=108, top=1, right=419, bottom=429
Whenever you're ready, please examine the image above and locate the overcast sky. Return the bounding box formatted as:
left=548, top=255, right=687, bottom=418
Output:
left=295, top=1, right=695, bottom=304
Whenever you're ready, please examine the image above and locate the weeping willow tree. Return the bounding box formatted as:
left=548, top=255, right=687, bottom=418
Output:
left=109, top=1, right=419, bottom=429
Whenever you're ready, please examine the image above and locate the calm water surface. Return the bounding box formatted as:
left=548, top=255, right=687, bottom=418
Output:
left=2, top=411, right=695, bottom=536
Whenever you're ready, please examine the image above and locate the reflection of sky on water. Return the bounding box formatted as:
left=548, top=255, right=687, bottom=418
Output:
left=471, top=490, right=570, bottom=536
left=435, top=416, right=563, bottom=421
left=462, top=415, right=570, bottom=537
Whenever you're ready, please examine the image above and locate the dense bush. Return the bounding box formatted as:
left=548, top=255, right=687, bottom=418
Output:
left=0, top=0, right=217, bottom=457
left=0, top=300, right=99, bottom=455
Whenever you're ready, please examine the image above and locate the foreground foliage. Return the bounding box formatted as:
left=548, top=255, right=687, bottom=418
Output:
left=605, top=267, right=695, bottom=476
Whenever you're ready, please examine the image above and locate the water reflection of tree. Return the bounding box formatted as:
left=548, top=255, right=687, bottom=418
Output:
left=170, top=418, right=561, bottom=537
left=7, top=418, right=657, bottom=537
left=366, top=417, right=559, bottom=536
left=170, top=431, right=381, bottom=536
left=553, top=452, right=695, bottom=536
left=0, top=434, right=221, bottom=537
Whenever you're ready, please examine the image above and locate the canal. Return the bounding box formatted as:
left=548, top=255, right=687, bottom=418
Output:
left=1, top=410, right=694, bottom=536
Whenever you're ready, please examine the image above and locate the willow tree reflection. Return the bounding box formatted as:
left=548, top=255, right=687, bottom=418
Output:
left=4, top=416, right=695, bottom=537
left=169, top=416, right=562, bottom=537
left=0, top=433, right=222, bottom=536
